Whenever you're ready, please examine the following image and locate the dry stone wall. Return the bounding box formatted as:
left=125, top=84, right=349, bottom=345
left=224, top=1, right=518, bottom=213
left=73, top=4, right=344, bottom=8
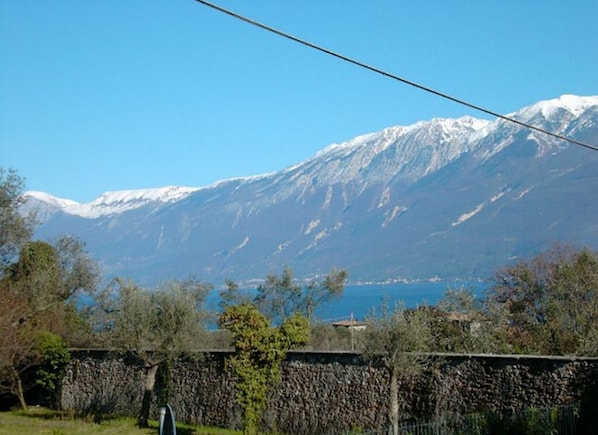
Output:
left=59, top=350, right=598, bottom=434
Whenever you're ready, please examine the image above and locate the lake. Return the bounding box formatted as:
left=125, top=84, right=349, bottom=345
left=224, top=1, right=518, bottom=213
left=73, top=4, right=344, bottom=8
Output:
left=206, top=280, right=485, bottom=322
left=313, top=281, right=484, bottom=321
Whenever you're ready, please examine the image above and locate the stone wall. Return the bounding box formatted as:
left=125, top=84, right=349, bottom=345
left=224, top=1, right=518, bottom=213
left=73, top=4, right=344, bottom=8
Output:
left=58, top=350, right=598, bottom=433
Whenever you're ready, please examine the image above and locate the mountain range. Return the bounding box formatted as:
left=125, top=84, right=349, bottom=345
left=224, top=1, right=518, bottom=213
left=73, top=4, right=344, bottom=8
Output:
left=25, top=95, right=598, bottom=287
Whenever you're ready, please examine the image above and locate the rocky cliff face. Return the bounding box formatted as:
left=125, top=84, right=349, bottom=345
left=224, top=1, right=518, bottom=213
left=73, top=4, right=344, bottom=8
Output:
left=28, top=95, right=598, bottom=285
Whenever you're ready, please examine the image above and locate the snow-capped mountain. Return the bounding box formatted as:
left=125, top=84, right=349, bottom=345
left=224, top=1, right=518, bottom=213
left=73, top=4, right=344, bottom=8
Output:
left=26, top=186, right=201, bottom=219
left=28, top=95, right=598, bottom=286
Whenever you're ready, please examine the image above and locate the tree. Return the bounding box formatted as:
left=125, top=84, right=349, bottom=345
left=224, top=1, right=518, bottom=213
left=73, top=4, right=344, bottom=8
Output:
left=0, top=237, right=98, bottom=408
left=0, top=169, right=98, bottom=409
left=0, top=168, right=36, bottom=274
left=434, top=286, right=510, bottom=354
left=488, top=244, right=598, bottom=355
left=106, top=278, right=210, bottom=427
left=219, top=304, right=310, bottom=434
left=254, top=267, right=302, bottom=322
left=0, top=293, right=70, bottom=410
left=219, top=279, right=253, bottom=311
left=300, top=268, right=348, bottom=320
left=364, top=302, right=434, bottom=435
left=2, top=237, right=98, bottom=331
left=223, top=267, right=348, bottom=323
left=0, top=290, right=37, bottom=409
left=5, top=241, right=62, bottom=323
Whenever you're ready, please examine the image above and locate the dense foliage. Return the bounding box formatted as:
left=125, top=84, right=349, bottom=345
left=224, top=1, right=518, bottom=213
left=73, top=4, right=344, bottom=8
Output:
left=34, top=331, right=71, bottom=402
left=488, top=243, right=598, bottom=356
left=219, top=304, right=309, bottom=434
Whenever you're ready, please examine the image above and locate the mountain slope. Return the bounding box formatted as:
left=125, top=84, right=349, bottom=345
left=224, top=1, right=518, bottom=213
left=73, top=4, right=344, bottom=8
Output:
left=28, top=95, right=598, bottom=286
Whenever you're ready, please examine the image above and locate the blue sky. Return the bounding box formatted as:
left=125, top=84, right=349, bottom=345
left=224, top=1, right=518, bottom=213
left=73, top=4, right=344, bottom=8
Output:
left=2, top=0, right=597, bottom=203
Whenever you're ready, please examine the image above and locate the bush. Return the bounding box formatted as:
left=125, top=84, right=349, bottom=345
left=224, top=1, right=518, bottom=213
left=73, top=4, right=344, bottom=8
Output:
left=35, top=331, right=71, bottom=404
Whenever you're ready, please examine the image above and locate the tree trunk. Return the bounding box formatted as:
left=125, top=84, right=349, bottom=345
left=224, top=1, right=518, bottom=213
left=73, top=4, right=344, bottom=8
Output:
left=138, top=364, right=158, bottom=428
left=390, top=366, right=399, bottom=435
left=12, top=366, right=28, bottom=411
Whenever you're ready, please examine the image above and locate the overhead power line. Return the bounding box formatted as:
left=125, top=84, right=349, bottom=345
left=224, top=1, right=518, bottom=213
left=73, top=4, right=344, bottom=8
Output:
left=193, top=0, right=598, bottom=153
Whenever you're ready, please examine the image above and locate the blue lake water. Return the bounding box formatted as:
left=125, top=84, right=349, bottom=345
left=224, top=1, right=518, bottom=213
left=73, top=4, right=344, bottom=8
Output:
left=206, top=281, right=485, bottom=322
left=314, top=281, right=485, bottom=321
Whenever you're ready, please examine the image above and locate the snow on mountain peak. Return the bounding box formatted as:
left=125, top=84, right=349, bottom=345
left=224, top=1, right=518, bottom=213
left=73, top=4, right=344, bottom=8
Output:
left=26, top=186, right=201, bottom=219
left=68, top=186, right=201, bottom=218
left=281, top=115, right=492, bottom=196
left=513, top=94, right=598, bottom=121
left=314, top=116, right=488, bottom=160
left=408, top=116, right=488, bottom=133
left=314, top=131, right=379, bottom=158
left=539, top=94, right=598, bottom=117
left=25, top=191, right=80, bottom=209
left=90, top=186, right=200, bottom=205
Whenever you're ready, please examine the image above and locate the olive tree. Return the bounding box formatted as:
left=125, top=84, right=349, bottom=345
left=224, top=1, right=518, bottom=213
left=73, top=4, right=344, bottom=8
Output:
left=364, top=302, right=434, bottom=435
left=107, top=278, right=210, bottom=427
left=0, top=168, right=36, bottom=274
left=222, top=266, right=347, bottom=323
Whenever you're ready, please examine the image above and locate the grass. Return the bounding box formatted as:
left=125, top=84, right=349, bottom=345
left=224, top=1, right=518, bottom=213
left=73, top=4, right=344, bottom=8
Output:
left=0, top=407, right=240, bottom=435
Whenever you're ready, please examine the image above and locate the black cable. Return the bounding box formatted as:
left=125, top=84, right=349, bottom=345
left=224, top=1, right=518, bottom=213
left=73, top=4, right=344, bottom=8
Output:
left=193, top=0, right=598, bottom=152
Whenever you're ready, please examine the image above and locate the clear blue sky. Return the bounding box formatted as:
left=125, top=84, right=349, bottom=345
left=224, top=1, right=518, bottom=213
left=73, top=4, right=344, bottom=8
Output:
left=2, top=1, right=596, bottom=203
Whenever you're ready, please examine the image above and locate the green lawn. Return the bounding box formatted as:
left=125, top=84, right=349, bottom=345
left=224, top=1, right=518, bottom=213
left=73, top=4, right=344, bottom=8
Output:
left=0, top=408, right=239, bottom=435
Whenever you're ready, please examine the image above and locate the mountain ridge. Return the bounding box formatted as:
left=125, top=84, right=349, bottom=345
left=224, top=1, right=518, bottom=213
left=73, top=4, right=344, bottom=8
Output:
left=27, top=94, right=597, bottom=218
left=27, top=94, right=598, bottom=286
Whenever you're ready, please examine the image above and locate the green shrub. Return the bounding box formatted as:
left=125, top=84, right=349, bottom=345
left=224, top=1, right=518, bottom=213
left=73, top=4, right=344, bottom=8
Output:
left=35, top=331, right=71, bottom=403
